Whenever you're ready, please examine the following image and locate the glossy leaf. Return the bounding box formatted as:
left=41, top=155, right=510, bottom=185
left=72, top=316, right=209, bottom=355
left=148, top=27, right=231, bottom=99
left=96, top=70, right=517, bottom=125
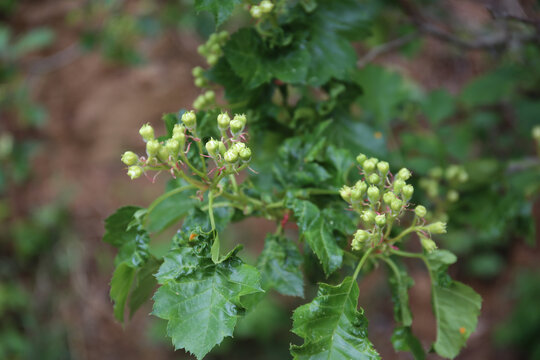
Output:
left=194, top=0, right=241, bottom=27
left=257, top=234, right=304, bottom=297
left=391, top=326, right=425, bottom=360
left=110, top=262, right=136, bottom=322
left=291, top=276, right=380, bottom=359
left=145, top=186, right=197, bottom=233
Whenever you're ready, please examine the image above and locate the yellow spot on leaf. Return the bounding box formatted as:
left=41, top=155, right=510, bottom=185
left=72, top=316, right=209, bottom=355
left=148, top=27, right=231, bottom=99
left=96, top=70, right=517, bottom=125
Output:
left=189, top=233, right=197, bottom=241
left=459, top=327, right=466, bottom=335
left=374, top=131, right=382, bottom=139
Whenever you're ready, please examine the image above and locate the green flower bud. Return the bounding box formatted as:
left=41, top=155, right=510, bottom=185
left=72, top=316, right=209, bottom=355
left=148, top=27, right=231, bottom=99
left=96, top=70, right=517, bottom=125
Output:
left=224, top=149, right=239, bottom=163
left=250, top=5, right=263, bottom=18
left=367, top=173, right=380, bottom=184
left=207, top=54, right=219, bottom=66
left=445, top=165, right=459, bottom=181
left=208, top=33, right=218, bottom=43
left=393, top=179, right=405, bottom=194
left=457, top=169, right=468, bottom=183
left=232, top=142, right=246, bottom=153
left=356, top=153, right=367, bottom=165
left=172, top=124, right=185, bottom=137
left=206, top=138, right=219, bottom=156
left=210, top=43, right=221, bottom=53
left=428, top=167, right=443, bottom=179
left=146, top=139, right=160, bottom=157
left=424, top=221, right=447, bottom=234
left=197, top=44, right=208, bottom=56
left=218, top=141, right=227, bottom=155
left=415, top=205, right=427, bottom=218
left=260, top=0, right=274, bottom=13
left=354, top=180, right=367, bottom=194
left=158, top=146, right=170, bottom=162
left=233, top=114, right=247, bottom=127
left=375, top=214, right=386, bottom=226
left=382, top=192, right=395, bottom=204
left=239, top=147, right=252, bottom=161
left=127, top=166, right=143, bottom=179
left=391, top=199, right=403, bottom=212
left=139, top=123, right=154, bottom=142
left=192, top=66, right=204, bottom=77
left=121, top=151, right=138, bottom=166
left=204, top=90, right=215, bottom=102
left=447, top=189, right=459, bottom=202
left=218, top=31, right=229, bottom=42
left=230, top=119, right=244, bottom=135
left=352, top=230, right=369, bottom=250
left=165, top=139, right=180, bottom=155
left=361, top=209, right=376, bottom=224
left=351, top=187, right=363, bottom=202
left=420, top=235, right=437, bottom=253
left=340, top=185, right=352, bottom=203
left=181, top=111, right=197, bottom=129
left=367, top=186, right=380, bottom=203
left=194, top=77, right=206, bottom=88
left=402, top=184, right=414, bottom=200
left=397, top=168, right=411, bottom=181
left=363, top=159, right=376, bottom=173
left=377, top=161, right=389, bottom=175
left=217, top=112, right=230, bottom=130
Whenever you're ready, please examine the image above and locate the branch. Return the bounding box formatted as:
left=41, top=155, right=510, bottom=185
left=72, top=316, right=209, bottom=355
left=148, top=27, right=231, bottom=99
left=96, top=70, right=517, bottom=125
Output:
left=357, top=32, right=418, bottom=68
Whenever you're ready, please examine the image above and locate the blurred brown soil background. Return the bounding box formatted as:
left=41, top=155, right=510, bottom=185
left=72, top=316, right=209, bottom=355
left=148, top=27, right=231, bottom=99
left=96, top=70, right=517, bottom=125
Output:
left=6, top=0, right=539, bottom=359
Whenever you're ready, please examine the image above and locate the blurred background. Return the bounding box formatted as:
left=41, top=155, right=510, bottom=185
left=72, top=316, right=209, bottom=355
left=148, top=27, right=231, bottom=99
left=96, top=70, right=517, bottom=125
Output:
left=0, top=0, right=539, bottom=359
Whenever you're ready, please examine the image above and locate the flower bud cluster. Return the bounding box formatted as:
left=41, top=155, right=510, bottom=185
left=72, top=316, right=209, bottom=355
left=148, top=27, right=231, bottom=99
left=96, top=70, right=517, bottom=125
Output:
left=420, top=165, right=468, bottom=219
left=193, top=91, right=216, bottom=110
left=192, top=66, right=207, bottom=88
left=343, top=155, right=445, bottom=253
left=250, top=1, right=274, bottom=18
left=197, top=31, right=229, bottom=66
left=205, top=112, right=251, bottom=174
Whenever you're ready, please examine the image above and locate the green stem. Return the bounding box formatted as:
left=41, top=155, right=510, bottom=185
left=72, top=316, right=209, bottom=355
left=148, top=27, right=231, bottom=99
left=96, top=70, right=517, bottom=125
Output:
left=192, top=129, right=207, bottom=174
left=389, top=226, right=418, bottom=243
left=180, top=152, right=207, bottom=180
left=229, top=174, right=238, bottom=194
left=390, top=249, right=424, bottom=259
left=208, top=190, right=216, bottom=232
left=353, top=247, right=375, bottom=280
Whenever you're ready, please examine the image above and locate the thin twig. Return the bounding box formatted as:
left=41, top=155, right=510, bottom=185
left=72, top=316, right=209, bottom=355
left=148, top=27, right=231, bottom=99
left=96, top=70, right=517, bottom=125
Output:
left=357, top=32, right=418, bottom=68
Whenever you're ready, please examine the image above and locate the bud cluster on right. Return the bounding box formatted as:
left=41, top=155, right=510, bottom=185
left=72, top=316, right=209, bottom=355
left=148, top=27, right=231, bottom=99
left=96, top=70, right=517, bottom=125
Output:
left=340, top=154, right=447, bottom=254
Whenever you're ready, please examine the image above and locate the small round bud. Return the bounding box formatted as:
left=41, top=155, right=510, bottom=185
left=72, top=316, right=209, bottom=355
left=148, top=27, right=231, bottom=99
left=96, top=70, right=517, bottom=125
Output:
left=367, top=186, right=380, bottom=203
left=340, top=186, right=352, bottom=203
left=428, top=167, right=443, bottom=179
left=127, top=166, right=143, bottom=179
left=363, top=159, right=376, bottom=173
left=447, top=190, right=459, bottom=202
left=197, top=44, right=208, bottom=56
left=445, top=165, right=459, bottom=181
left=146, top=139, right=160, bottom=157
left=192, top=66, right=204, bottom=77
left=121, top=151, right=139, bottom=166
left=356, top=153, right=367, bottom=165
left=375, top=214, right=386, bottom=226
left=206, top=138, right=219, bottom=156
left=377, top=161, right=389, bottom=175
left=354, top=180, right=367, bottom=194
left=383, top=192, right=395, bottom=204
left=391, top=199, right=403, bottom=212
left=165, top=139, right=180, bottom=155
left=397, top=168, right=411, bottom=181
left=393, top=179, right=405, bottom=194
left=415, top=205, right=427, bottom=218
left=204, top=90, right=215, bottom=102
left=224, top=150, right=239, bottom=163
left=230, top=119, right=244, bottom=135
left=208, top=33, right=219, bottom=43
left=172, top=124, right=185, bottom=137
left=207, top=54, right=219, bottom=66
left=193, top=96, right=205, bottom=110
left=218, top=141, right=227, bottom=155
left=367, top=173, right=380, bottom=184
left=139, top=123, right=154, bottom=142
left=217, top=112, right=230, bottom=130
left=158, top=147, right=170, bottom=162
left=402, top=184, right=414, bottom=200
left=424, top=221, right=447, bottom=234
left=232, top=142, right=246, bottom=153
left=181, top=111, right=197, bottom=129
left=457, top=169, right=468, bottom=183
left=218, top=31, right=229, bottom=42
left=239, top=147, right=252, bottom=161
left=420, top=235, right=437, bottom=253
left=352, top=230, right=369, bottom=250
left=250, top=5, right=263, bottom=18
left=351, top=187, right=363, bottom=202
left=361, top=210, right=376, bottom=224
left=210, top=43, right=221, bottom=53
left=233, top=114, right=247, bottom=127
left=260, top=0, right=274, bottom=13
left=194, top=77, right=206, bottom=88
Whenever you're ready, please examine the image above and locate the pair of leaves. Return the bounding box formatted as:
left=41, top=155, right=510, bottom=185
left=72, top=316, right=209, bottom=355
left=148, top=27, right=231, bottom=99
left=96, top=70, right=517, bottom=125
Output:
left=257, top=234, right=304, bottom=297
left=287, top=198, right=355, bottom=275
left=104, top=206, right=157, bottom=322
left=291, top=276, right=380, bottom=359
left=152, top=235, right=263, bottom=359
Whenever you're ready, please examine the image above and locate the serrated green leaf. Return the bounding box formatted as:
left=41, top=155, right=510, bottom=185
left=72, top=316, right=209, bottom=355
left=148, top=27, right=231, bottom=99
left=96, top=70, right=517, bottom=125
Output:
left=129, top=257, right=161, bottom=318
left=287, top=199, right=343, bottom=275
left=145, top=186, right=197, bottom=233
left=153, top=253, right=263, bottom=359
left=257, top=234, right=304, bottom=297
left=427, top=250, right=482, bottom=359
left=110, top=262, right=136, bottom=322
left=224, top=28, right=310, bottom=89
left=386, top=260, right=413, bottom=326
left=391, top=326, right=425, bottom=360
left=194, top=0, right=241, bottom=27
left=291, top=276, right=380, bottom=359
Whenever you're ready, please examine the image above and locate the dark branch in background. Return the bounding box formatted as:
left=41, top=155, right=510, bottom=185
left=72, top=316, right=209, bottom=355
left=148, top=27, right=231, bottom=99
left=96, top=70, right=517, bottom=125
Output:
left=357, top=32, right=418, bottom=67
left=397, top=0, right=540, bottom=51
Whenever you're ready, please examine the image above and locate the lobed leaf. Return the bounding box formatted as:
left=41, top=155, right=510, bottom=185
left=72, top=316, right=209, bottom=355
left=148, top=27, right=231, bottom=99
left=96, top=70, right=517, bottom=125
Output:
left=194, top=0, right=242, bottom=27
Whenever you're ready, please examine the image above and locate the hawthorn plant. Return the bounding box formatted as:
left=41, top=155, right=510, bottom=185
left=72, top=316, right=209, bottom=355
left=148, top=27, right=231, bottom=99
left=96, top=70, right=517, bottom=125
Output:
left=104, top=1, right=482, bottom=359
